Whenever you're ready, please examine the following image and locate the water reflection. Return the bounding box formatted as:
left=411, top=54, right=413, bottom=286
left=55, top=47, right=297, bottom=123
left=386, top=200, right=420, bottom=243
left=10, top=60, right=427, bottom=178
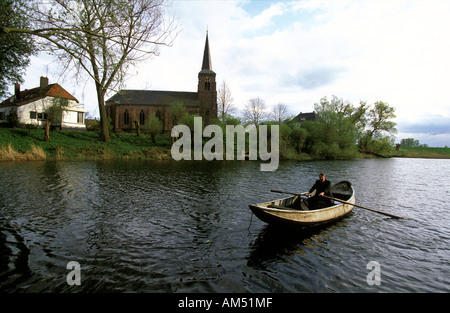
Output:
left=248, top=225, right=322, bottom=269
left=247, top=214, right=353, bottom=270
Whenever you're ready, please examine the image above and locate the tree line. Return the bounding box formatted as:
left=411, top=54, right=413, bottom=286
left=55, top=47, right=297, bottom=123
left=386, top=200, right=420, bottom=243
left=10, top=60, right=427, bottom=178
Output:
left=159, top=82, right=398, bottom=160
left=216, top=82, right=397, bottom=160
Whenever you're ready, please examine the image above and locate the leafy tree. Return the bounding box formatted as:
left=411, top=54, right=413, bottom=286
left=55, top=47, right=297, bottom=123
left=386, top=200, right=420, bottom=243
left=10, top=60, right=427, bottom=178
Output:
left=367, top=101, right=397, bottom=138
left=0, top=0, right=35, bottom=99
left=359, top=101, right=397, bottom=155
left=290, top=126, right=307, bottom=153
left=144, top=112, right=162, bottom=143
left=400, top=138, right=420, bottom=148
left=44, top=97, right=69, bottom=142
left=297, top=98, right=360, bottom=159
left=315, top=95, right=368, bottom=128
left=169, top=102, right=187, bottom=126
left=181, top=113, right=202, bottom=132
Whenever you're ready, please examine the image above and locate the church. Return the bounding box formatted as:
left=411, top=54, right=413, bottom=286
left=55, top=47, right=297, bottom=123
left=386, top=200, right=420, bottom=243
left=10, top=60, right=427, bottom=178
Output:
left=106, top=32, right=217, bottom=132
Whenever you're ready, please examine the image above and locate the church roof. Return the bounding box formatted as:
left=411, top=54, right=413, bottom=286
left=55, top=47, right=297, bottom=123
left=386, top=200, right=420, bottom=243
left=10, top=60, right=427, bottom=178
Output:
left=106, top=90, right=199, bottom=107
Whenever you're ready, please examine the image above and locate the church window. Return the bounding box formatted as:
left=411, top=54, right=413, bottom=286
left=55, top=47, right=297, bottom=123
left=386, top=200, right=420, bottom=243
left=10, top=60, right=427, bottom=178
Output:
left=140, top=110, right=145, bottom=125
left=204, top=77, right=210, bottom=91
left=124, top=109, right=130, bottom=125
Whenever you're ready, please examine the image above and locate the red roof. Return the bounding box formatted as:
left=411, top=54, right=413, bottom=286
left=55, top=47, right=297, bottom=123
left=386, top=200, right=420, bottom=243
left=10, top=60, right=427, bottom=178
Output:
left=0, top=83, right=79, bottom=107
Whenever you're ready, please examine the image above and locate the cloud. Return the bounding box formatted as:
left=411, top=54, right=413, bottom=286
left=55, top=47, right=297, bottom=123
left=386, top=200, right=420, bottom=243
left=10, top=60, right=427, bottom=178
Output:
left=396, top=114, right=450, bottom=146
left=281, top=67, right=344, bottom=89
left=398, top=115, right=450, bottom=136
left=246, top=2, right=285, bottom=31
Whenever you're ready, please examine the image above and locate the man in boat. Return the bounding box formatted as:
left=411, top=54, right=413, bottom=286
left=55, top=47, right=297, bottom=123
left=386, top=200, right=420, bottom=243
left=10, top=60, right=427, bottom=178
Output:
left=305, top=173, right=333, bottom=209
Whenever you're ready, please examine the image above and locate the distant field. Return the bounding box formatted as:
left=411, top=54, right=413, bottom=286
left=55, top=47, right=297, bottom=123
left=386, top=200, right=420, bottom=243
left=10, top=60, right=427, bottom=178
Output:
left=392, top=147, right=450, bottom=159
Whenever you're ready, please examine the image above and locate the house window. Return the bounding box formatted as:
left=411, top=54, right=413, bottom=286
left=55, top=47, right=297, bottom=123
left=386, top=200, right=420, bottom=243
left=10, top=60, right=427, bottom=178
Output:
left=140, top=110, right=145, bottom=125
left=37, top=112, right=47, bottom=120
left=30, top=111, right=37, bottom=119
left=124, top=109, right=130, bottom=125
left=0, top=112, right=5, bottom=120
left=77, top=112, right=84, bottom=124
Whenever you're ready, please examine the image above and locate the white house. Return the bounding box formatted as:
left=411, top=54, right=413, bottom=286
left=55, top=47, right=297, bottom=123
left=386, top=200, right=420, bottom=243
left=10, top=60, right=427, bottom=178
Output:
left=0, top=77, right=87, bottom=130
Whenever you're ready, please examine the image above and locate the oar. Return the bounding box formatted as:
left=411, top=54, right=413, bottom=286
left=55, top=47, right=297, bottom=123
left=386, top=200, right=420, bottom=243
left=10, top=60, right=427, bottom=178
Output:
left=270, top=190, right=406, bottom=220
left=271, top=190, right=307, bottom=197
left=320, top=195, right=406, bottom=220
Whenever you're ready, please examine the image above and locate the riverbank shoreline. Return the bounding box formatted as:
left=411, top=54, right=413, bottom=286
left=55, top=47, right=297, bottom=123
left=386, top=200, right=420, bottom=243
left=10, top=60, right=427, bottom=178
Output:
left=1, top=128, right=449, bottom=162
left=0, top=128, right=172, bottom=162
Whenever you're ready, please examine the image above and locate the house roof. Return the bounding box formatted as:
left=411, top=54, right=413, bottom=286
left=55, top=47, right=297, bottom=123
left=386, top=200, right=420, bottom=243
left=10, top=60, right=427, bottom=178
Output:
left=0, top=83, right=79, bottom=107
left=294, top=112, right=317, bottom=122
left=106, top=90, right=200, bottom=107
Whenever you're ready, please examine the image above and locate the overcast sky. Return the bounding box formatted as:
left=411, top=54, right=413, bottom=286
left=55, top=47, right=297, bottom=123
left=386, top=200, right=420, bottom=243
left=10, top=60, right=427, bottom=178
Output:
left=12, top=0, right=450, bottom=147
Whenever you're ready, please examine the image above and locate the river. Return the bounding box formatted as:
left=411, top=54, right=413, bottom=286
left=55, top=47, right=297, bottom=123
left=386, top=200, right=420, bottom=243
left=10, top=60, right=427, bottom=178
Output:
left=0, top=158, right=449, bottom=292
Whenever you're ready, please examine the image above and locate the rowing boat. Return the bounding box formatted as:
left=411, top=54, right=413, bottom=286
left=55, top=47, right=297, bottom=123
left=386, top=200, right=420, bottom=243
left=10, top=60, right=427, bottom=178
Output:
left=248, top=181, right=355, bottom=227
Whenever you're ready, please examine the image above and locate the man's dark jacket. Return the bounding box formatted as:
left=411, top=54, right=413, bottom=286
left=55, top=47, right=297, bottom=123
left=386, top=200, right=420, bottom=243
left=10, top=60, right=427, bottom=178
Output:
left=309, top=180, right=332, bottom=197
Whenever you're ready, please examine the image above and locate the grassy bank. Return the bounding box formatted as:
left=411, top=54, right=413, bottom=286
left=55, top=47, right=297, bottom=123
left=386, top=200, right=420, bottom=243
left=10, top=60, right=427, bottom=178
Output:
left=0, top=128, right=172, bottom=161
left=1, top=128, right=449, bottom=162
left=390, top=147, right=450, bottom=159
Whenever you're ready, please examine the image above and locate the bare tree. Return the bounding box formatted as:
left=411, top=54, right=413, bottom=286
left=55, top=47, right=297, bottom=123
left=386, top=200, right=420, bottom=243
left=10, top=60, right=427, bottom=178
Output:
left=2, top=0, right=177, bottom=142
left=271, top=103, right=288, bottom=124
left=242, top=97, right=267, bottom=126
left=217, top=80, right=236, bottom=123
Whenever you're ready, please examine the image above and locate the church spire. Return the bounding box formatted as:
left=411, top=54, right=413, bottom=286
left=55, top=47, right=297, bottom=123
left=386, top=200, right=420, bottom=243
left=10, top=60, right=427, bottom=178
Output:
left=198, top=29, right=217, bottom=125
left=201, top=31, right=213, bottom=71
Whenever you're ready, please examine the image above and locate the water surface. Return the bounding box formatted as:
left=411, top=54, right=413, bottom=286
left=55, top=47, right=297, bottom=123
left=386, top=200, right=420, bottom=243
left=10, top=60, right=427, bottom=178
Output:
left=0, top=158, right=449, bottom=292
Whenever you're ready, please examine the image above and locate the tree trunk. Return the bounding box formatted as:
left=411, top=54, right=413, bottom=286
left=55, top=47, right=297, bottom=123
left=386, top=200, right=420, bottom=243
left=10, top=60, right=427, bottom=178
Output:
left=44, top=118, right=50, bottom=142
left=135, top=121, right=140, bottom=137
left=95, top=82, right=110, bottom=143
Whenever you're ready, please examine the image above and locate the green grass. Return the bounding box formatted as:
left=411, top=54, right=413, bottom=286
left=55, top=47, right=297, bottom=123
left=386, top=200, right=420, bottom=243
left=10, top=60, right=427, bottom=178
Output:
left=2, top=127, right=449, bottom=162
left=390, top=146, right=450, bottom=159
left=0, top=128, right=172, bottom=161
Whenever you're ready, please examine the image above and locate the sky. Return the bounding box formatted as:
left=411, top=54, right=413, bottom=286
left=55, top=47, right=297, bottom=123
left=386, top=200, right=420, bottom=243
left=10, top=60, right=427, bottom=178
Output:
left=9, top=0, right=450, bottom=147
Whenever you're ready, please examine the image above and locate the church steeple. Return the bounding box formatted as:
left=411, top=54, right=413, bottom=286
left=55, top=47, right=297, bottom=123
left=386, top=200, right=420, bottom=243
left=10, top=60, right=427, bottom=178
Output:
left=201, top=31, right=213, bottom=71
left=198, top=30, right=217, bottom=125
